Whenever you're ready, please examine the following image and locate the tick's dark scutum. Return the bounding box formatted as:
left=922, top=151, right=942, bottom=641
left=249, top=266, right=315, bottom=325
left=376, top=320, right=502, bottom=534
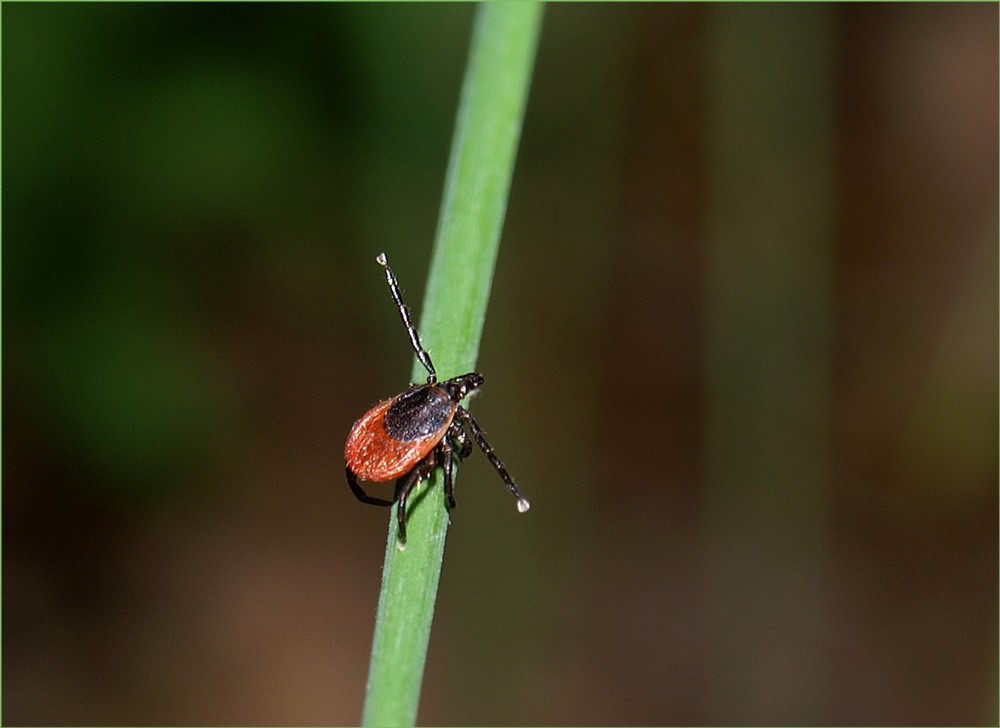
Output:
left=383, top=386, right=455, bottom=441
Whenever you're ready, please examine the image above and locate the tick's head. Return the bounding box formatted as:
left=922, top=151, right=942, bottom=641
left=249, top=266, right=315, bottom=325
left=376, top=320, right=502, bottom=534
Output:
left=442, top=372, right=484, bottom=402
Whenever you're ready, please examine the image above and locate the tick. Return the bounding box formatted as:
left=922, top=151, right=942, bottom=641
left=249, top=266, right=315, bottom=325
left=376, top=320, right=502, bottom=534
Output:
left=345, top=252, right=530, bottom=544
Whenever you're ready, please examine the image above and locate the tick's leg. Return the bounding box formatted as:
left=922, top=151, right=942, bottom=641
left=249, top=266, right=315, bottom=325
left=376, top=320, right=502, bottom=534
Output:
left=376, top=253, right=436, bottom=384
left=449, top=421, right=473, bottom=459
left=346, top=465, right=394, bottom=507
left=439, top=438, right=456, bottom=510
left=443, top=420, right=469, bottom=510
left=455, top=408, right=531, bottom=513
left=395, top=454, right=436, bottom=543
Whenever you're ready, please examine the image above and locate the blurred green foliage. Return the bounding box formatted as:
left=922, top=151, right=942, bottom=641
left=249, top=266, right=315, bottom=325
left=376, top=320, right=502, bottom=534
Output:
left=4, top=4, right=474, bottom=495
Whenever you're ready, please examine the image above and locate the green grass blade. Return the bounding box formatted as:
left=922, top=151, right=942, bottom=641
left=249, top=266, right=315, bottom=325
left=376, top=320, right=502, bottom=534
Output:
left=361, top=4, right=544, bottom=726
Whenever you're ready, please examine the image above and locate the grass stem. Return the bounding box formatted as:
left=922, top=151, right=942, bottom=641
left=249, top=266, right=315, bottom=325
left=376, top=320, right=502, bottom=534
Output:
left=360, top=4, right=544, bottom=726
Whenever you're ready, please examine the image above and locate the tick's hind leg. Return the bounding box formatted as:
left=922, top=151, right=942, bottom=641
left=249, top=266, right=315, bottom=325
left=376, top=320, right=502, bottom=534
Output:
left=395, top=454, right=437, bottom=544
left=346, top=465, right=394, bottom=507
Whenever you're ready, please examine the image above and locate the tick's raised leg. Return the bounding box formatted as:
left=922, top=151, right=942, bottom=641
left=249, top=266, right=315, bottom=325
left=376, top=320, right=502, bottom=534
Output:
left=376, top=253, right=437, bottom=384
left=455, top=408, right=531, bottom=513
left=346, top=465, right=394, bottom=507
left=395, top=454, right=437, bottom=543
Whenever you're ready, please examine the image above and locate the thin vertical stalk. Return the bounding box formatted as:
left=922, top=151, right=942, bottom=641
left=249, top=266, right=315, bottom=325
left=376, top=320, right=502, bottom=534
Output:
left=361, top=4, right=544, bottom=726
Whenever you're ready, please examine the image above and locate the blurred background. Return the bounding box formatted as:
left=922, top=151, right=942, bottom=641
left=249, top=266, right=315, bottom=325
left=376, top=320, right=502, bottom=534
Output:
left=4, top=3, right=997, bottom=725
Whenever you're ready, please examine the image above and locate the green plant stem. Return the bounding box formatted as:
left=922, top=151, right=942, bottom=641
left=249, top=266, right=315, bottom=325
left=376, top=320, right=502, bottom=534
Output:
left=360, top=4, right=544, bottom=726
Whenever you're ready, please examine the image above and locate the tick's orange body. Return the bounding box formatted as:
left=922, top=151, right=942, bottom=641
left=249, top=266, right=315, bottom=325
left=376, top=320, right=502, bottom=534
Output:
left=345, top=389, right=457, bottom=482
